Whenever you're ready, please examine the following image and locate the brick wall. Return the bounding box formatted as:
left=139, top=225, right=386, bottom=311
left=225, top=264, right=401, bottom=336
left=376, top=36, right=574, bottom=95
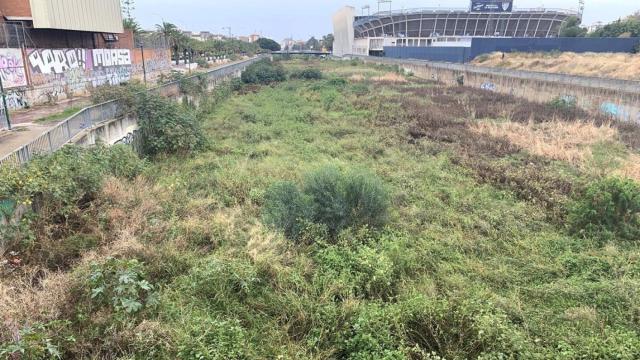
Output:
left=94, top=29, right=135, bottom=49
left=0, top=0, right=32, bottom=17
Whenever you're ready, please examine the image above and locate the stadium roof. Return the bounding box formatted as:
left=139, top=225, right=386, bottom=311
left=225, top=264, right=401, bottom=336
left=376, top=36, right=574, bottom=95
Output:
left=354, top=8, right=581, bottom=39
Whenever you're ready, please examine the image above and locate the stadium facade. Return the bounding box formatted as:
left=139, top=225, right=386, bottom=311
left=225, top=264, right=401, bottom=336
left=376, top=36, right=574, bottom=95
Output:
left=333, top=1, right=582, bottom=57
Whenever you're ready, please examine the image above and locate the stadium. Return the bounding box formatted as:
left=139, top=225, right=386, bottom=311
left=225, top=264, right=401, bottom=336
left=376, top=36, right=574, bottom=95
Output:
left=332, top=1, right=604, bottom=61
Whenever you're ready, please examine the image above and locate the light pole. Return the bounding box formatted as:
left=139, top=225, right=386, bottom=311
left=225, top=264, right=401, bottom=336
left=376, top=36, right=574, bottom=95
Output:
left=0, top=76, right=12, bottom=131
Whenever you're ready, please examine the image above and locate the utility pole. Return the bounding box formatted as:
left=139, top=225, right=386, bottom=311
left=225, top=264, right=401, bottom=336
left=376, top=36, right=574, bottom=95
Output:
left=0, top=76, right=12, bottom=131
left=140, top=45, right=147, bottom=84
left=362, top=5, right=370, bottom=16
left=223, top=27, right=232, bottom=38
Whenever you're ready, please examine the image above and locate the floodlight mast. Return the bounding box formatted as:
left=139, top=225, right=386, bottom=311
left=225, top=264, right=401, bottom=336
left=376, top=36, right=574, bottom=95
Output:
left=377, top=0, right=392, bottom=14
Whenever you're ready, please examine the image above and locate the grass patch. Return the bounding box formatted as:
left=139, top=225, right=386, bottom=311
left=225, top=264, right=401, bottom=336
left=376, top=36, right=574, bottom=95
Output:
left=35, top=106, right=82, bottom=124
left=3, top=59, right=640, bottom=359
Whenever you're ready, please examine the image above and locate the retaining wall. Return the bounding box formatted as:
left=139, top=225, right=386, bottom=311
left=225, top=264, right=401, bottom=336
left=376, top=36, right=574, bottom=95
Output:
left=352, top=55, right=640, bottom=123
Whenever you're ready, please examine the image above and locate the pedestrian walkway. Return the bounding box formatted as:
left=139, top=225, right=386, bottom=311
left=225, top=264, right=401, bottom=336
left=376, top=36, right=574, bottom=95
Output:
left=0, top=98, right=90, bottom=160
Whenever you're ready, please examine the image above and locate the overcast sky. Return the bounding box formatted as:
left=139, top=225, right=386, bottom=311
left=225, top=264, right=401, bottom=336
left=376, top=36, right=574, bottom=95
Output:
left=134, top=0, right=638, bottom=41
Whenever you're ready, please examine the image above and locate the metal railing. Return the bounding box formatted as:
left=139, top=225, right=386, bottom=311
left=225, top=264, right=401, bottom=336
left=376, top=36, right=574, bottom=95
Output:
left=0, top=56, right=264, bottom=167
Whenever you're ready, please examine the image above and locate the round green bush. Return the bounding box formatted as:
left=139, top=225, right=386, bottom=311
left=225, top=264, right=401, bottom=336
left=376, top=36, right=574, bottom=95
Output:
left=241, top=60, right=286, bottom=85
left=569, top=177, right=640, bottom=241
left=262, top=166, right=389, bottom=242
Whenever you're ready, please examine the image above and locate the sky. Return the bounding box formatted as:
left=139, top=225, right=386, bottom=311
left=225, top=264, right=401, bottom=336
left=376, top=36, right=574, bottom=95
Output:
left=133, top=0, right=639, bottom=41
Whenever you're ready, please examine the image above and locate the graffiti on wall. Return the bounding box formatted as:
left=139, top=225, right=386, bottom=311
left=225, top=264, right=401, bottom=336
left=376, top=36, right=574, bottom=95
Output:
left=600, top=102, right=640, bottom=123
left=132, top=48, right=172, bottom=79
left=25, top=48, right=135, bottom=101
left=0, top=49, right=28, bottom=88
left=28, top=49, right=88, bottom=75
left=93, top=49, right=132, bottom=68
left=480, top=82, right=496, bottom=91
left=0, top=47, right=171, bottom=111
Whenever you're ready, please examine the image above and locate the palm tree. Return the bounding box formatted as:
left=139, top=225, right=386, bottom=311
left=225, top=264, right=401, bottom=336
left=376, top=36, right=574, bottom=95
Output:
left=155, top=22, right=184, bottom=64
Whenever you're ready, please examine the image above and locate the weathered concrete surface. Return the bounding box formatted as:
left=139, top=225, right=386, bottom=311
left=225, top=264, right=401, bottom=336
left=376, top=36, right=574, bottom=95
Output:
left=353, top=55, right=640, bottom=123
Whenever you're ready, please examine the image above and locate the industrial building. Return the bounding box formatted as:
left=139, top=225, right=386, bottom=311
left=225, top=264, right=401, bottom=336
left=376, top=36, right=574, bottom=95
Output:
left=332, top=0, right=639, bottom=62
left=0, top=0, right=127, bottom=48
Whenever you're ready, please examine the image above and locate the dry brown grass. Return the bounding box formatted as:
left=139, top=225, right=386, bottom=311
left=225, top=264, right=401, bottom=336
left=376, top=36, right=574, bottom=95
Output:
left=0, top=176, right=171, bottom=342
left=475, top=52, right=640, bottom=80
left=350, top=72, right=408, bottom=83
left=470, top=120, right=617, bottom=164
left=0, top=269, right=73, bottom=342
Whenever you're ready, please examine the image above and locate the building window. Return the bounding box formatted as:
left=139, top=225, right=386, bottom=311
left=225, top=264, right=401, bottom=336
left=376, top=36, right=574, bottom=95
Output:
left=102, top=33, right=119, bottom=42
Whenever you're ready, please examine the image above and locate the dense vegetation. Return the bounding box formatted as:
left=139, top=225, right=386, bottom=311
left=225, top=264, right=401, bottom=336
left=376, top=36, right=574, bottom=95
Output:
left=2, top=58, right=640, bottom=359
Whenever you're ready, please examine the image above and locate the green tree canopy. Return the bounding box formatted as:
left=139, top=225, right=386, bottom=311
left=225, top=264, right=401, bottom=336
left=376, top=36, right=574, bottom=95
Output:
left=256, top=38, right=281, bottom=52
left=590, top=15, right=640, bottom=37
left=322, top=34, right=334, bottom=51
left=305, top=37, right=320, bottom=50
left=559, top=16, right=588, bottom=37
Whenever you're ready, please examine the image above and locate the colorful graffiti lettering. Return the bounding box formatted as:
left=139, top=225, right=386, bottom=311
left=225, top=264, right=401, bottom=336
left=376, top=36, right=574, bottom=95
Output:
left=0, top=49, right=28, bottom=88
left=480, top=82, right=496, bottom=91
left=600, top=101, right=640, bottom=123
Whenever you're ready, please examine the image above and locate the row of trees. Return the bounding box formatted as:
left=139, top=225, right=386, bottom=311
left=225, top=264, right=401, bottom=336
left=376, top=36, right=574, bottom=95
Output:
left=283, top=34, right=334, bottom=52
left=560, top=11, right=640, bottom=38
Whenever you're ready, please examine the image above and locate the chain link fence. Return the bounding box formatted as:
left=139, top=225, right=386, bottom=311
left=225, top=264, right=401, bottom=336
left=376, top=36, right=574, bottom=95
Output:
left=0, top=56, right=264, bottom=167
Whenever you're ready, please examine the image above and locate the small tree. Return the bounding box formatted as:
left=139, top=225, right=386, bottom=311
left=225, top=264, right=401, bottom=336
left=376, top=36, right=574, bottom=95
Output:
left=322, top=34, right=334, bottom=51
left=256, top=38, right=281, bottom=52
left=559, top=16, right=588, bottom=37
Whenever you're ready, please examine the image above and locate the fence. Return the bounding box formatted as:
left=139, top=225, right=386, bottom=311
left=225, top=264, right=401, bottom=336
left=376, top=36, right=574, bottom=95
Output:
left=0, top=56, right=264, bottom=167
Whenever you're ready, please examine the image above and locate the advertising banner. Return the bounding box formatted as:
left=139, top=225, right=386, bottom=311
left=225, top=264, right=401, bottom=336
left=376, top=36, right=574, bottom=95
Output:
left=471, top=0, right=514, bottom=12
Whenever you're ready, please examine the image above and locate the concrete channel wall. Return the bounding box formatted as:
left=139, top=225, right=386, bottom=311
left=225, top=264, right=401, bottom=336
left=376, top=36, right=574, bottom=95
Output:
left=350, top=55, right=640, bottom=124
left=70, top=61, right=249, bottom=147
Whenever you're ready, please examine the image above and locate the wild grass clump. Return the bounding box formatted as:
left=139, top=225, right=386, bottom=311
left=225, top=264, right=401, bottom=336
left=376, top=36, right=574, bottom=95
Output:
left=569, top=177, right=640, bottom=242
left=241, top=59, right=286, bottom=85
left=290, top=68, right=323, bottom=80
left=263, top=166, right=389, bottom=242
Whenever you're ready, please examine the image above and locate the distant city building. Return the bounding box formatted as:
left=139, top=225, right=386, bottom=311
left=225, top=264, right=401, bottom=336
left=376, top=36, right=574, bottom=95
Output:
left=237, top=35, right=251, bottom=42
left=249, top=33, right=260, bottom=43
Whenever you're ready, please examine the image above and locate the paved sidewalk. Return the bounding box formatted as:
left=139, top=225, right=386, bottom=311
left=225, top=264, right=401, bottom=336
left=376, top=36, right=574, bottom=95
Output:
left=0, top=98, right=90, bottom=159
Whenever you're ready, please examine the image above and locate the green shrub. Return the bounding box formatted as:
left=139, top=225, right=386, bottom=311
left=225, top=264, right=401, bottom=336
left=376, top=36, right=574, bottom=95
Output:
left=569, top=177, right=640, bottom=241
left=262, top=181, right=313, bottom=241
left=182, top=258, right=261, bottom=306
left=136, top=93, right=208, bottom=157
left=263, top=166, right=389, bottom=241
left=396, top=296, right=529, bottom=359
left=87, top=257, right=159, bottom=315
left=339, top=304, right=406, bottom=359
left=0, top=321, right=75, bottom=360
left=241, top=59, right=286, bottom=85
left=90, top=82, right=147, bottom=111
left=0, top=145, right=144, bottom=216
left=195, top=57, right=210, bottom=69
left=304, top=166, right=349, bottom=236
left=177, top=318, right=251, bottom=360
left=548, top=95, right=577, bottom=113
left=328, top=77, right=348, bottom=87
left=290, top=68, right=323, bottom=80
left=314, top=243, right=396, bottom=300
left=343, top=170, right=390, bottom=229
